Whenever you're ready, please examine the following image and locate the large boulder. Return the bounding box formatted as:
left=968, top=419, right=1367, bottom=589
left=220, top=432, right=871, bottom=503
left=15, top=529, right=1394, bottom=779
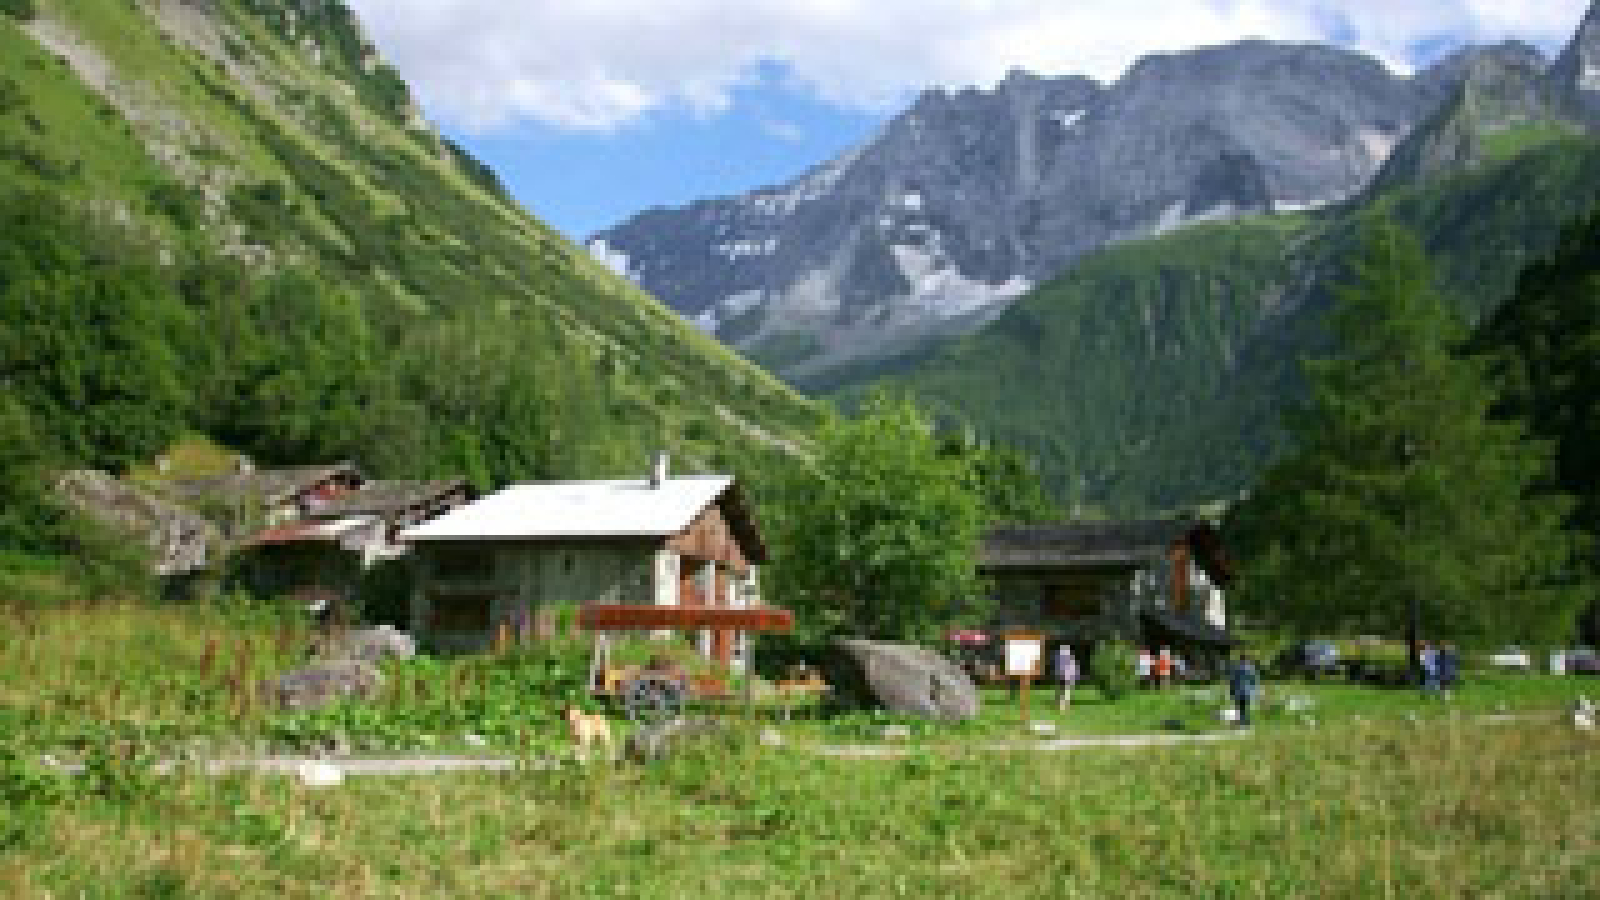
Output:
left=835, top=640, right=981, bottom=720
left=269, top=660, right=383, bottom=712
left=315, top=625, right=417, bottom=663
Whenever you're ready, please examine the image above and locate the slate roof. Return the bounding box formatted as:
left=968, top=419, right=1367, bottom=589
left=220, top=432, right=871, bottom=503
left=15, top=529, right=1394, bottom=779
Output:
left=168, top=463, right=356, bottom=507
left=981, top=519, right=1233, bottom=587
left=982, top=520, right=1198, bottom=569
left=400, top=476, right=736, bottom=542
left=310, top=480, right=466, bottom=517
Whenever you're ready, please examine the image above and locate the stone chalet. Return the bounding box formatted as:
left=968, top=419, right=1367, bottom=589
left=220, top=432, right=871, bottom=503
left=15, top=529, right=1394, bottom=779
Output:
left=981, top=519, right=1235, bottom=652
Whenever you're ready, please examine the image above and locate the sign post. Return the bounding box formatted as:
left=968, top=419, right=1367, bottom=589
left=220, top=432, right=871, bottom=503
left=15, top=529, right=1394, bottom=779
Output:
left=1004, top=632, right=1045, bottom=722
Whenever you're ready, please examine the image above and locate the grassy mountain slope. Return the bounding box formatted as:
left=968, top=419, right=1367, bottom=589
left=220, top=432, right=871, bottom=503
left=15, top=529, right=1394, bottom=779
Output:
left=867, top=135, right=1600, bottom=514
left=0, top=0, right=817, bottom=494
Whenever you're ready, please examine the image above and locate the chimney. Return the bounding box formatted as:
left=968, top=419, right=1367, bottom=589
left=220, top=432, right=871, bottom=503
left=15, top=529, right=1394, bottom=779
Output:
left=650, top=452, right=669, bottom=488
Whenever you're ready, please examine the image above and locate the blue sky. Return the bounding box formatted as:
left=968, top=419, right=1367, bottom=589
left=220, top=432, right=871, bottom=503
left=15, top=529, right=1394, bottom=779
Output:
left=347, top=0, right=1590, bottom=241
left=454, top=66, right=883, bottom=239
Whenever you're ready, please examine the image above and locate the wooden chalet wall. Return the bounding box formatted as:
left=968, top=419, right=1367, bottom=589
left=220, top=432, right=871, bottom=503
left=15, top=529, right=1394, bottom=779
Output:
left=666, top=501, right=749, bottom=574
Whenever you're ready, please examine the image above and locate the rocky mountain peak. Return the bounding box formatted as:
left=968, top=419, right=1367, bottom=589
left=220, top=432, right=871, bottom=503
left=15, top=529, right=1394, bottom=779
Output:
left=1550, top=0, right=1600, bottom=122
left=591, top=33, right=1565, bottom=389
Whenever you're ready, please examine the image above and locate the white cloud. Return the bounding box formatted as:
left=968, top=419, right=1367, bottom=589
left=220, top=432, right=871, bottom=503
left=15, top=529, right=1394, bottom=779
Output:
left=345, top=0, right=1592, bottom=133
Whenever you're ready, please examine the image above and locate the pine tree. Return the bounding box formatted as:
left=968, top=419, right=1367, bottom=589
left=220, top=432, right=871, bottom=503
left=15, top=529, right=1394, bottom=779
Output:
left=1470, top=204, right=1600, bottom=643
left=1229, top=216, right=1583, bottom=649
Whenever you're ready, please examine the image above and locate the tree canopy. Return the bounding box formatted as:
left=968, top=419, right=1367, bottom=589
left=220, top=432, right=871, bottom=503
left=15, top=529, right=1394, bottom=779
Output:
left=1228, top=216, right=1585, bottom=648
left=764, top=393, right=990, bottom=642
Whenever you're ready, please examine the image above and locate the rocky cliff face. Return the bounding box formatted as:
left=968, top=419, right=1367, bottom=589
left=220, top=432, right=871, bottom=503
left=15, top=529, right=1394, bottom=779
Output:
left=592, top=39, right=1529, bottom=387
left=1550, top=1, right=1600, bottom=124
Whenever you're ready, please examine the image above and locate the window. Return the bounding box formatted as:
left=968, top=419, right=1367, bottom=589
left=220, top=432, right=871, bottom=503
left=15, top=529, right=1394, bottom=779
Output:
left=1042, top=585, right=1100, bottom=619
left=428, top=593, right=495, bottom=632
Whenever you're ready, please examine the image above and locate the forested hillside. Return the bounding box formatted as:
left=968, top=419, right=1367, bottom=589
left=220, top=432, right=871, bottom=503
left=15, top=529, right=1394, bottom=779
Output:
left=0, top=0, right=819, bottom=574
left=862, top=129, right=1600, bottom=515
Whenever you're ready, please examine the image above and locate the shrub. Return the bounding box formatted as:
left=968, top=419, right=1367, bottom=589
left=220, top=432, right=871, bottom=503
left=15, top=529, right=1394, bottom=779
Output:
left=1092, top=639, right=1141, bottom=700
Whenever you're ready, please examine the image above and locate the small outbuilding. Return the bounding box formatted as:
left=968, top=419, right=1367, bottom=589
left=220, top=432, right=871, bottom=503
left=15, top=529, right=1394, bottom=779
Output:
left=400, top=462, right=767, bottom=662
left=981, top=519, right=1235, bottom=652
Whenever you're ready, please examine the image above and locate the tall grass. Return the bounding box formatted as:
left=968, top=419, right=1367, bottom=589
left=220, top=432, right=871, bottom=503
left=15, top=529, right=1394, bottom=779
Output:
left=3, top=603, right=1596, bottom=896
left=3, top=716, right=1596, bottom=897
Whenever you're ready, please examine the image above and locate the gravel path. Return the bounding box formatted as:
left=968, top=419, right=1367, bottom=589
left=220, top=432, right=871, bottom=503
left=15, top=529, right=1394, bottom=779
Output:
left=43, top=711, right=1567, bottom=777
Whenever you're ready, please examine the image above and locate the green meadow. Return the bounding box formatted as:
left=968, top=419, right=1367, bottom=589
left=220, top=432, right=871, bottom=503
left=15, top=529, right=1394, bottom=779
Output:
left=4, top=602, right=1598, bottom=898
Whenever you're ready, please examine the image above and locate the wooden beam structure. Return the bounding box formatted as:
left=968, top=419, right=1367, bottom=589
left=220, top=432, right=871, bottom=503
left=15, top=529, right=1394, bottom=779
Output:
left=577, top=604, right=794, bottom=634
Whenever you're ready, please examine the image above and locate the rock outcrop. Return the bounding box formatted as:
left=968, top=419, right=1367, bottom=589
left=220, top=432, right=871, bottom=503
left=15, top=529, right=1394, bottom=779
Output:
left=268, top=659, right=383, bottom=712
left=55, top=469, right=219, bottom=576
left=592, top=40, right=1542, bottom=387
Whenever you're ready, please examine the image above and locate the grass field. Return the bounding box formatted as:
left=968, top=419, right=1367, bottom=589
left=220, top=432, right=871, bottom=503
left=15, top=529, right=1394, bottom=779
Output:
left=3, top=602, right=1598, bottom=897
left=4, top=714, right=1597, bottom=897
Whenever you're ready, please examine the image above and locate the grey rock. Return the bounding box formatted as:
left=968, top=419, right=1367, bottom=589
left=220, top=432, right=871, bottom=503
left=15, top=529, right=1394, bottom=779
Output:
left=1549, top=1, right=1600, bottom=126
left=314, top=625, right=417, bottom=663
left=624, top=716, right=726, bottom=763
left=54, top=469, right=219, bottom=576
left=835, top=640, right=981, bottom=720
left=268, top=660, right=383, bottom=712
left=592, top=39, right=1534, bottom=387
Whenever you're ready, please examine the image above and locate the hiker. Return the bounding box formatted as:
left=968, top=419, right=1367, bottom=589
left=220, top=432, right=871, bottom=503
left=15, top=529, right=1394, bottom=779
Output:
left=1437, top=642, right=1460, bottom=691
left=1056, top=643, right=1079, bottom=711
left=1419, top=641, right=1441, bottom=693
left=1137, top=648, right=1154, bottom=687
left=1229, top=655, right=1261, bottom=727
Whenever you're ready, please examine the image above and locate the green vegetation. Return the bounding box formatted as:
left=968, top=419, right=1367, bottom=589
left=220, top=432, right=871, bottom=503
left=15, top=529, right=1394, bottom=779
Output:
left=861, top=135, right=1600, bottom=515
left=764, top=393, right=989, bottom=643
left=0, top=0, right=819, bottom=591
left=1473, top=204, right=1600, bottom=555
left=3, top=600, right=1598, bottom=896
left=1228, top=218, right=1584, bottom=646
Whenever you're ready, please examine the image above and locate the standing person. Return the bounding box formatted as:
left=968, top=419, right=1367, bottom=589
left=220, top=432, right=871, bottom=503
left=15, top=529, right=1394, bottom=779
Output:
left=1420, top=641, right=1441, bottom=693
left=1437, top=642, right=1460, bottom=691
left=1155, top=646, right=1175, bottom=689
left=1056, top=643, right=1079, bottom=711
left=1229, top=655, right=1261, bottom=727
left=1137, top=647, right=1154, bottom=688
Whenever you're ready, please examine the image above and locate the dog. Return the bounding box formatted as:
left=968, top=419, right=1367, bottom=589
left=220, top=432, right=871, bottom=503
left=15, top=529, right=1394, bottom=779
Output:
left=563, top=705, right=614, bottom=762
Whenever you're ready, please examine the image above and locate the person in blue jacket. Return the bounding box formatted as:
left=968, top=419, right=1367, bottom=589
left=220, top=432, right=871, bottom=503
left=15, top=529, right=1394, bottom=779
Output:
left=1228, top=655, right=1261, bottom=727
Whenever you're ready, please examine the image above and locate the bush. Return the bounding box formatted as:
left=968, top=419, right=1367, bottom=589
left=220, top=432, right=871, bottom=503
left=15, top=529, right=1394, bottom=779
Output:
left=1092, top=639, right=1141, bottom=700
left=0, top=0, right=37, bottom=21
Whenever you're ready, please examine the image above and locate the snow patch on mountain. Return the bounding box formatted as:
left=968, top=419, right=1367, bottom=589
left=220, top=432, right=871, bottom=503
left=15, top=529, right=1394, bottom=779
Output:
left=1359, top=128, right=1398, bottom=162
left=1051, top=109, right=1087, bottom=129
left=891, top=244, right=1030, bottom=318
left=587, top=238, right=632, bottom=281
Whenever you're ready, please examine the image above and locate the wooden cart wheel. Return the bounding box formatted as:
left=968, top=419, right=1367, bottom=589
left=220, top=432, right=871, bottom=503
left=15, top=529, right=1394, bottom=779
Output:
left=621, top=675, right=686, bottom=724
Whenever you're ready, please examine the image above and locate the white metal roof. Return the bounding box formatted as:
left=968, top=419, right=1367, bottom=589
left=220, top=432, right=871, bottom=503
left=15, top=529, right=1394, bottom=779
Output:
left=398, top=476, right=733, bottom=542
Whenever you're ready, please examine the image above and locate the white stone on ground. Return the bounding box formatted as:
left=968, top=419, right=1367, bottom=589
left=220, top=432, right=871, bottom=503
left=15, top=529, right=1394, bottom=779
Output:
left=881, top=724, right=911, bottom=740
left=760, top=727, right=784, bottom=747
left=464, top=734, right=487, bottom=748
left=297, top=761, right=343, bottom=788
left=1028, top=720, right=1057, bottom=735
